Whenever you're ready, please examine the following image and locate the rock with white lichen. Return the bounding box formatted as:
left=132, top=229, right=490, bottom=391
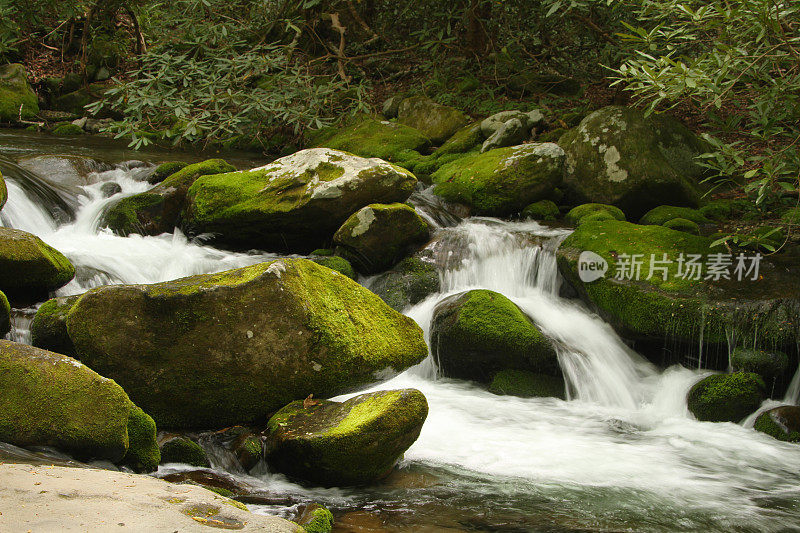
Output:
left=265, top=388, right=428, bottom=486
left=182, top=148, right=418, bottom=252
left=63, top=259, right=428, bottom=429
left=558, top=106, right=709, bottom=219
left=333, top=203, right=430, bottom=274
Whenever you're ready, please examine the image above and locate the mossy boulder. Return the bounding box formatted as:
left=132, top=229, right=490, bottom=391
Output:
left=0, top=228, right=76, bottom=298
left=333, top=203, right=430, bottom=274
left=313, top=118, right=431, bottom=163
left=0, top=340, right=159, bottom=471
left=0, top=290, right=9, bottom=337
left=699, top=199, right=737, bottom=221
left=31, top=295, right=80, bottom=357
left=369, top=256, right=440, bottom=312
left=0, top=64, right=39, bottom=122
left=430, top=289, right=559, bottom=382
left=52, top=123, right=84, bottom=136
left=297, top=504, right=335, bottom=533
left=640, top=205, right=711, bottom=226
left=730, top=348, right=789, bottom=382
left=183, top=148, right=418, bottom=253
left=431, top=143, right=565, bottom=216
left=521, top=200, right=559, bottom=221
left=102, top=159, right=236, bottom=236
left=556, top=219, right=800, bottom=349
left=559, top=106, right=708, bottom=219
left=663, top=217, right=700, bottom=235
left=564, top=203, right=626, bottom=225
left=433, top=122, right=483, bottom=156
left=311, top=255, right=357, bottom=280
left=488, top=369, right=566, bottom=399
left=687, top=373, right=765, bottom=422
left=64, top=259, right=428, bottom=428
left=265, top=389, right=428, bottom=486
left=397, top=97, right=469, bottom=144
left=0, top=171, right=7, bottom=210
left=160, top=437, right=210, bottom=467
left=148, top=161, right=188, bottom=185
left=754, top=406, right=800, bottom=443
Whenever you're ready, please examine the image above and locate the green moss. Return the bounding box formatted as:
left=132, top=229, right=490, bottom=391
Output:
left=0, top=290, right=9, bottom=337
left=0, top=172, right=7, bottom=210
left=781, top=207, right=800, bottom=225
left=0, top=228, right=76, bottom=296
left=539, top=127, right=568, bottom=143
left=31, top=295, right=80, bottom=357
left=699, top=200, right=736, bottom=221
left=488, top=369, right=565, bottom=399
left=397, top=96, right=469, bottom=144
left=301, top=507, right=334, bottom=533
left=663, top=217, right=700, bottom=235
left=121, top=406, right=160, bottom=472
left=312, top=256, right=357, bottom=280
left=314, top=118, right=431, bottom=163
left=160, top=437, right=210, bottom=467
left=310, top=248, right=334, bottom=256
left=754, top=407, right=800, bottom=443
left=149, top=161, right=189, bottom=184
left=564, top=203, right=625, bottom=225
left=431, top=143, right=564, bottom=216
left=433, top=122, right=483, bottom=156
left=147, top=262, right=271, bottom=298
left=687, top=373, right=765, bottom=422
left=370, top=256, right=440, bottom=312
left=52, top=123, right=84, bottom=136
left=0, top=64, right=39, bottom=122
left=640, top=206, right=710, bottom=226
left=731, top=348, right=789, bottom=381
left=521, top=200, right=559, bottom=221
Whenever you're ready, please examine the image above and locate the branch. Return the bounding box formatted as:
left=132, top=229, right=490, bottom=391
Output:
left=346, top=0, right=379, bottom=45
left=18, top=105, right=44, bottom=128
left=328, top=12, right=351, bottom=83
left=122, top=3, right=147, bottom=55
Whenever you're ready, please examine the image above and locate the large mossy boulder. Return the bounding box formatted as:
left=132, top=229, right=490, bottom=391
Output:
left=333, top=203, right=430, bottom=274
left=30, top=295, right=80, bottom=357
left=431, top=143, right=565, bottom=216
left=754, top=406, right=800, bottom=443
left=369, top=256, right=440, bottom=312
left=102, top=159, right=236, bottom=236
left=0, top=340, right=159, bottom=471
left=313, top=118, right=431, bottom=163
left=559, top=106, right=708, bottom=219
left=0, top=64, right=39, bottom=122
left=265, top=389, right=428, bottom=486
left=397, top=97, right=469, bottom=144
left=564, top=203, right=626, bottom=225
left=0, top=228, right=76, bottom=298
left=556, top=220, right=800, bottom=350
left=0, top=290, right=9, bottom=337
left=687, top=373, right=765, bottom=422
left=730, top=348, right=789, bottom=383
left=182, top=148, right=418, bottom=253
left=430, top=289, right=559, bottom=382
left=433, top=122, right=483, bottom=156
left=639, top=205, right=711, bottom=226
left=64, top=259, right=428, bottom=428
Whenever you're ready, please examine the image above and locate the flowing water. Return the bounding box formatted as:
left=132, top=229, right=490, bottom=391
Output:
left=3, top=133, right=800, bottom=532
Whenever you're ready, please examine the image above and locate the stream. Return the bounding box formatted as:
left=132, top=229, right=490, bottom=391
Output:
left=2, top=130, right=800, bottom=532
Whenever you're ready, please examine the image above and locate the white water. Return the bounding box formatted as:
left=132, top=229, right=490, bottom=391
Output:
left=3, top=156, right=800, bottom=530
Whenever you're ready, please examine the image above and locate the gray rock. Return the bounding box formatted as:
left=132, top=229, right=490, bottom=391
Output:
left=100, top=182, right=122, bottom=198
left=481, top=118, right=528, bottom=153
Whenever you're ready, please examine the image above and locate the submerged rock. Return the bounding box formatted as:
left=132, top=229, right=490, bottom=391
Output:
left=431, top=143, right=565, bottom=216
left=559, top=106, right=708, bottom=219
left=0, top=227, right=75, bottom=298
left=64, top=259, right=428, bottom=428
left=183, top=148, right=418, bottom=252
left=333, top=203, right=430, bottom=274
left=0, top=340, right=159, bottom=471
left=265, top=389, right=428, bottom=486
left=687, top=373, right=765, bottom=422
left=0, top=63, right=39, bottom=122
left=103, top=159, right=235, bottom=236
left=430, top=289, right=560, bottom=382
left=397, top=97, right=468, bottom=144
left=369, top=256, right=440, bottom=312
left=754, top=406, right=800, bottom=443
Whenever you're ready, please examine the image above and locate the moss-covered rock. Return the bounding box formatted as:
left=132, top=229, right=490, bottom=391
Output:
left=430, top=290, right=559, bottom=382
left=521, top=200, right=559, bottom=221
left=564, top=203, right=626, bottom=225
left=433, top=122, right=483, bottom=156
left=369, top=256, right=440, bottom=312
left=0, top=171, right=7, bottom=211
left=0, top=340, right=158, bottom=469
left=730, top=348, right=789, bottom=382
left=148, top=161, right=188, bottom=185
left=488, top=369, right=566, bottom=399
left=0, top=290, right=9, bottom=337
left=397, top=97, right=469, bottom=144
left=160, top=437, right=210, bottom=467
left=333, top=203, right=430, bottom=274
left=52, top=82, right=113, bottom=117
left=121, top=406, right=160, bottom=472
left=311, top=255, right=357, bottom=280
left=0, top=228, right=75, bottom=298
left=52, top=123, right=84, bottom=136
left=431, top=143, right=565, bottom=216
left=0, top=64, right=39, bottom=122
left=265, top=389, right=428, bottom=486
left=297, top=504, right=335, bottom=533
left=313, top=118, right=431, bottom=164
left=64, top=259, right=428, bottom=428
left=559, top=106, right=708, bottom=219
left=102, top=159, right=236, bottom=236
left=754, top=406, right=800, bottom=443
left=640, top=206, right=711, bottom=226
left=699, top=199, right=737, bottom=221
left=687, top=373, right=765, bottom=422
left=663, top=217, right=700, bottom=235
left=183, top=149, right=418, bottom=253
left=30, top=295, right=80, bottom=357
